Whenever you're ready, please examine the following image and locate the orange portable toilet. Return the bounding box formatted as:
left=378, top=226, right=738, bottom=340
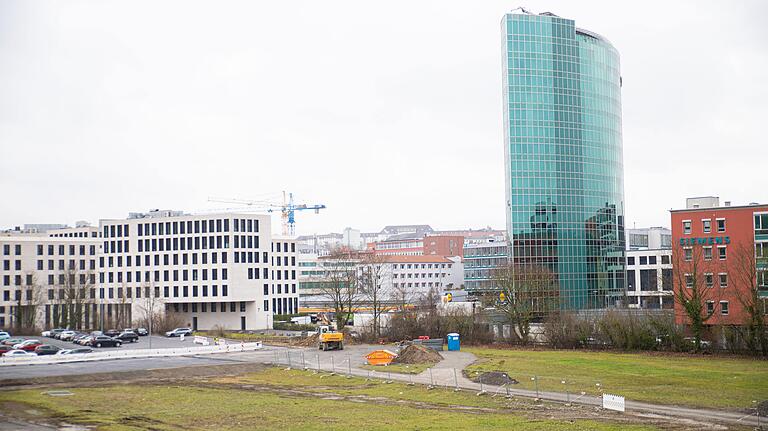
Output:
left=365, top=349, right=398, bottom=366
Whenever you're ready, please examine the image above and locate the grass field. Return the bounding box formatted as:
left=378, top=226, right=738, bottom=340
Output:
left=0, top=368, right=660, bottom=431
left=465, top=347, right=768, bottom=410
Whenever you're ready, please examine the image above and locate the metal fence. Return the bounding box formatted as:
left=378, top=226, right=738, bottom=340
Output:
left=0, top=341, right=263, bottom=366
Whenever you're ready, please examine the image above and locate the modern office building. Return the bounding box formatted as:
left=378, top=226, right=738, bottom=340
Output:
left=1, top=209, right=299, bottom=332
left=626, top=227, right=672, bottom=250
left=98, top=210, right=294, bottom=331
left=269, top=236, right=299, bottom=316
left=463, top=235, right=509, bottom=297
left=501, top=9, right=625, bottom=309
left=0, top=227, right=101, bottom=329
left=671, top=199, right=768, bottom=325
left=625, top=248, right=673, bottom=309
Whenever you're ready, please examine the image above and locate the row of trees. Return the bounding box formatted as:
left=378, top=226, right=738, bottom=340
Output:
left=316, top=250, right=411, bottom=337
left=486, top=243, right=767, bottom=355
left=4, top=267, right=182, bottom=335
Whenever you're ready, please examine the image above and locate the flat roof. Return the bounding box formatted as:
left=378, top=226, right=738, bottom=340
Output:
left=670, top=203, right=767, bottom=213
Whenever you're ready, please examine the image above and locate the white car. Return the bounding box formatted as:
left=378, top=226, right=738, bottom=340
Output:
left=59, top=331, right=76, bottom=341
left=4, top=350, right=37, bottom=357
left=0, top=331, right=10, bottom=341
left=13, top=339, right=41, bottom=350
left=165, top=328, right=193, bottom=337
left=41, top=330, right=52, bottom=337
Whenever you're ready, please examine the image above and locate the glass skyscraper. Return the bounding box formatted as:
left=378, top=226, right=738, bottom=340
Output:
left=501, top=10, right=625, bottom=309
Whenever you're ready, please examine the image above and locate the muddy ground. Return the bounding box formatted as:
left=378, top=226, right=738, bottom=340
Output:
left=0, top=363, right=745, bottom=431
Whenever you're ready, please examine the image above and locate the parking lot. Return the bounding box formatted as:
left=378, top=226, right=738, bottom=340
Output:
left=5, top=333, right=210, bottom=351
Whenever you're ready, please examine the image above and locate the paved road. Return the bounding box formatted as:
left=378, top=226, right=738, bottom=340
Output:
left=0, top=343, right=762, bottom=428
left=5, top=334, right=196, bottom=351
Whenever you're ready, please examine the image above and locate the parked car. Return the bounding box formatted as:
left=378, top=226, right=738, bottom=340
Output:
left=90, top=331, right=104, bottom=337
left=4, top=350, right=37, bottom=358
left=91, top=336, right=122, bottom=348
left=0, top=345, right=14, bottom=356
left=13, top=340, right=43, bottom=351
left=42, top=329, right=66, bottom=338
left=34, top=344, right=61, bottom=355
left=104, top=329, right=121, bottom=337
left=59, top=331, right=77, bottom=341
left=75, top=335, right=94, bottom=346
left=57, top=348, right=93, bottom=355
left=114, top=332, right=139, bottom=343
left=51, top=329, right=68, bottom=339
left=165, top=328, right=193, bottom=337
left=2, top=337, right=24, bottom=346
left=73, top=334, right=92, bottom=345
left=136, top=328, right=148, bottom=336
left=0, top=331, right=11, bottom=341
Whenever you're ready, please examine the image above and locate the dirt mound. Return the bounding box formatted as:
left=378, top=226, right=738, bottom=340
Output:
left=341, top=328, right=361, bottom=345
left=467, top=371, right=518, bottom=386
left=393, top=344, right=443, bottom=364
left=291, top=334, right=319, bottom=347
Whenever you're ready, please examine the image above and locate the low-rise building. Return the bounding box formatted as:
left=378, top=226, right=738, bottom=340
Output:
left=671, top=198, right=768, bottom=325
left=626, top=248, right=673, bottom=309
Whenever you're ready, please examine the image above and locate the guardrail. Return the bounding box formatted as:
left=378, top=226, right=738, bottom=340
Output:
left=0, top=341, right=263, bottom=366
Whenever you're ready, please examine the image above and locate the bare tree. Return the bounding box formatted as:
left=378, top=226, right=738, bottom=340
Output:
left=317, top=248, right=361, bottom=329
left=60, top=267, right=95, bottom=330
left=359, top=254, right=391, bottom=338
left=673, top=243, right=724, bottom=352
left=14, top=272, right=44, bottom=333
left=489, top=263, right=558, bottom=345
left=728, top=243, right=768, bottom=355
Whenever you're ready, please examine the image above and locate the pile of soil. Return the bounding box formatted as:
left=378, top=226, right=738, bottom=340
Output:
left=341, top=328, right=361, bottom=345
left=291, top=334, right=319, bottom=347
left=393, top=344, right=443, bottom=364
left=467, top=371, right=518, bottom=386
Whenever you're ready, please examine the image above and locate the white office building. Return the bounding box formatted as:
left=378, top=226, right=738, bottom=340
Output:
left=98, top=210, right=297, bottom=331
left=626, top=227, right=672, bottom=250
left=625, top=248, right=673, bottom=309
left=0, top=226, right=101, bottom=329
left=0, top=209, right=300, bottom=332
left=269, top=236, right=299, bottom=316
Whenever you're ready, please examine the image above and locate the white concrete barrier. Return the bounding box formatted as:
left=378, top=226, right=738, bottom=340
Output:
left=0, top=341, right=262, bottom=367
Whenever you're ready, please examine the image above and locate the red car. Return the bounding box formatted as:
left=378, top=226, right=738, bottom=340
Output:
left=0, top=345, right=13, bottom=356
left=15, top=340, right=43, bottom=351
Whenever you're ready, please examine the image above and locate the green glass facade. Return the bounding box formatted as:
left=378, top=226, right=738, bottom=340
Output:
left=502, top=12, right=625, bottom=309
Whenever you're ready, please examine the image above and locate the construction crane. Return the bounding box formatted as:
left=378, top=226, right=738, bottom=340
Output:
left=207, top=192, right=325, bottom=236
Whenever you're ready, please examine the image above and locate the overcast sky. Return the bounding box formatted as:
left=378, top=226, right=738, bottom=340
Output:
left=1, top=1, right=766, bottom=236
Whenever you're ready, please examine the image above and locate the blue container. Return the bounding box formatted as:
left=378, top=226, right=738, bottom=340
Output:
left=446, top=333, right=460, bottom=351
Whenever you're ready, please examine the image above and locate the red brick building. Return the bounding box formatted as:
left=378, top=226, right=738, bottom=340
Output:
left=670, top=198, right=768, bottom=325
left=368, top=235, right=464, bottom=258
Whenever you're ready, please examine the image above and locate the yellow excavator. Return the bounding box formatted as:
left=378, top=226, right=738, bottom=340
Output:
left=317, top=325, right=344, bottom=351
